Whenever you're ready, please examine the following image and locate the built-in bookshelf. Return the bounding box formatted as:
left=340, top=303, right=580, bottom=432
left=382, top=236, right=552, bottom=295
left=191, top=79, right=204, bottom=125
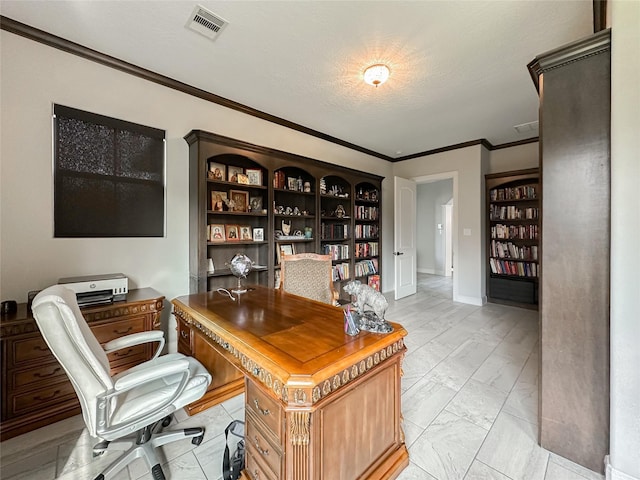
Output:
left=185, top=130, right=383, bottom=298
left=485, top=168, right=540, bottom=308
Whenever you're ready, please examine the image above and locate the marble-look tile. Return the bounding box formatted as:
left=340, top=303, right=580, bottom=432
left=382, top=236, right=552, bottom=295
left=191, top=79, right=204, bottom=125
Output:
left=409, top=410, right=488, bottom=480
left=445, top=379, right=507, bottom=430
left=402, top=339, right=452, bottom=391
left=402, top=376, right=457, bottom=428
left=477, top=411, right=549, bottom=480
left=472, top=351, right=526, bottom=394
left=154, top=451, right=207, bottom=480
left=402, top=419, right=425, bottom=449
left=395, top=461, right=438, bottom=479
left=193, top=433, right=227, bottom=480
left=1, top=456, right=57, bottom=480
left=57, top=448, right=132, bottom=480
left=547, top=453, right=605, bottom=480
left=465, top=460, right=512, bottom=479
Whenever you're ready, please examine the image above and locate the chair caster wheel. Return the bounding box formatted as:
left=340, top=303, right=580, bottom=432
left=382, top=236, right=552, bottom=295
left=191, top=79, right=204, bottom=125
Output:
left=92, top=450, right=105, bottom=458
left=192, top=434, right=204, bottom=446
left=161, top=415, right=172, bottom=428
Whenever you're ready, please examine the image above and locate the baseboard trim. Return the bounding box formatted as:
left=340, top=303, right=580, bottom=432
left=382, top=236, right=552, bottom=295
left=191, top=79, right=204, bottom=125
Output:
left=606, top=456, right=640, bottom=480
left=452, top=294, right=485, bottom=306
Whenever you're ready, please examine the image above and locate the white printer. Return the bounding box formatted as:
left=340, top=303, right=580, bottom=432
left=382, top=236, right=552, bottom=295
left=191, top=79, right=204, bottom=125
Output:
left=58, top=273, right=128, bottom=306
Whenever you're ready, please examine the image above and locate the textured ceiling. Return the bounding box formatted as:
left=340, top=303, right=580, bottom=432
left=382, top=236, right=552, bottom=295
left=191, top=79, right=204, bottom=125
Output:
left=0, top=1, right=594, bottom=159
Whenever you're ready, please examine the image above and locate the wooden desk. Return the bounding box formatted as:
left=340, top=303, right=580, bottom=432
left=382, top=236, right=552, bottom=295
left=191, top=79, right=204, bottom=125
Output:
left=0, top=288, right=164, bottom=441
left=172, top=286, right=409, bottom=480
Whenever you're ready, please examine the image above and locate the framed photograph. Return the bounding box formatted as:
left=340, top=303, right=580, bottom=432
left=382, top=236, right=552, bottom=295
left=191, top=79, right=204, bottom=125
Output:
left=249, top=196, right=263, bottom=212
left=209, top=224, right=225, bottom=242
left=246, top=168, right=263, bottom=186
left=225, top=224, right=239, bottom=241
left=287, top=176, right=297, bottom=191
left=229, top=190, right=249, bottom=212
left=277, top=243, right=296, bottom=263
left=211, top=191, right=227, bottom=211
left=237, top=173, right=250, bottom=185
left=227, top=166, right=244, bottom=183
left=253, top=227, right=264, bottom=242
left=239, top=225, right=252, bottom=241
left=208, top=162, right=226, bottom=181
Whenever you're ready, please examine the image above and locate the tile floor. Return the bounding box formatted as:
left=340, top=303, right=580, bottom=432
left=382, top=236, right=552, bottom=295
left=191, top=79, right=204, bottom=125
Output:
left=0, top=274, right=605, bottom=480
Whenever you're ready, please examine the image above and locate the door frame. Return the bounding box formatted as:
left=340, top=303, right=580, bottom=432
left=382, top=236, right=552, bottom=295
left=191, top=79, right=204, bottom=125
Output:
left=412, top=171, right=459, bottom=301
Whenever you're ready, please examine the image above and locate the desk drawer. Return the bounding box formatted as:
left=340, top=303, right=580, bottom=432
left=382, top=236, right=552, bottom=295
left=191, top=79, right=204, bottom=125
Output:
left=245, top=446, right=278, bottom=480
left=246, top=413, right=283, bottom=478
left=176, top=317, right=192, bottom=354
left=8, top=380, right=76, bottom=417
left=93, top=316, right=146, bottom=343
left=11, top=336, right=54, bottom=366
left=107, top=344, right=148, bottom=371
left=9, top=362, right=66, bottom=390
left=246, top=380, right=283, bottom=442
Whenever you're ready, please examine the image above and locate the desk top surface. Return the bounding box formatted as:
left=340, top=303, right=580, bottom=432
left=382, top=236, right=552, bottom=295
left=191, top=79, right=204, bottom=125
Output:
left=172, top=285, right=406, bottom=380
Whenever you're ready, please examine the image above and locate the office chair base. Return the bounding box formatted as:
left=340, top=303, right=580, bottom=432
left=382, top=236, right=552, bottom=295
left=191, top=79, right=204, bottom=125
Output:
left=92, top=421, right=205, bottom=480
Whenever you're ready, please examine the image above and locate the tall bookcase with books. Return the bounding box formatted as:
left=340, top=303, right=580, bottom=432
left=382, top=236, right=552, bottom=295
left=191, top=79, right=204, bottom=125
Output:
left=185, top=130, right=383, bottom=299
left=485, top=168, right=540, bottom=308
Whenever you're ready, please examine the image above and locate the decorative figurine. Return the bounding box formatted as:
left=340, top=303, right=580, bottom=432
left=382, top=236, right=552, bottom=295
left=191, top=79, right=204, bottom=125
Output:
left=293, top=206, right=301, bottom=215
left=335, top=204, right=346, bottom=218
left=320, top=178, right=327, bottom=194
left=343, top=280, right=392, bottom=333
left=282, top=220, right=292, bottom=236
left=304, top=181, right=311, bottom=193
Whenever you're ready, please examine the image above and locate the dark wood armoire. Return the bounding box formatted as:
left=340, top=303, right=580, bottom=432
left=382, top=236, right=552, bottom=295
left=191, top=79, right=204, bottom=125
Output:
left=529, top=29, right=611, bottom=473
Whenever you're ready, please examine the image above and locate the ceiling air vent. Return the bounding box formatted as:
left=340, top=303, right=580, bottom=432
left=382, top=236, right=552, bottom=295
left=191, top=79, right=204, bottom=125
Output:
left=513, top=121, right=539, bottom=134
left=186, top=5, right=228, bottom=41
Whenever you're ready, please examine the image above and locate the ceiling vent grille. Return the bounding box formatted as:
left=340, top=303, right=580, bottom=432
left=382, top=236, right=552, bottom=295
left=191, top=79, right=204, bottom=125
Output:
left=513, top=121, right=539, bottom=134
left=186, top=5, right=228, bottom=40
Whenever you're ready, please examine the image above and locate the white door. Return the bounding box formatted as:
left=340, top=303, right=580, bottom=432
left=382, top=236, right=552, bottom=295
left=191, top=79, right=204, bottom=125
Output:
left=394, top=176, right=417, bottom=299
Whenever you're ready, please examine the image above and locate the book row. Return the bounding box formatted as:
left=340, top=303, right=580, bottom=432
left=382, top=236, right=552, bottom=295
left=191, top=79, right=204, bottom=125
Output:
left=490, top=185, right=537, bottom=201
left=490, top=205, right=539, bottom=221
left=490, top=240, right=538, bottom=261
left=355, top=258, right=379, bottom=277
left=489, top=258, right=538, bottom=277
left=332, top=262, right=350, bottom=281
left=323, top=244, right=350, bottom=261
left=355, top=205, right=379, bottom=220
left=355, top=224, right=379, bottom=239
left=355, top=242, right=379, bottom=258
left=320, top=223, right=350, bottom=240
left=491, top=224, right=539, bottom=240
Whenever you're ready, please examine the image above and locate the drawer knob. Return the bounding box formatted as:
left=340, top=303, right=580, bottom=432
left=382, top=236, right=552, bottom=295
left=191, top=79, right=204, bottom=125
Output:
left=34, top=367, right=61, bottom=378
left=254, top=436, right=269, bottom=456
left=114, top=327, right=133, bottom=335
left=34, top=345, right=49, bottom=352
left=181, top=331, right=189, bottom=339
left=253, top=399, right=270, bottom=416
left=253, top=469, right=260, bottom=479
left=112, top=348, right=133, bottom=357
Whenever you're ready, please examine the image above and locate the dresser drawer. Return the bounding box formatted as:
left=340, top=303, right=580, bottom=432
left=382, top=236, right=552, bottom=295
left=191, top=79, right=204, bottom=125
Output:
left=10, top=335, right=55, bottom=366
left=92, top=316, right=146, bottom=343
left=7, top=380, right=76, bottom=418
left=107, top=344, right=149, bottom=371
left=176, top=318, right=192, bottom=354
left=246, top=413, right=283, bottom=478
left=246, top=380, right=283, bottom=442
left=245, top=446, right=278, bottom=480
left=9, top=362, right=66, bottom=390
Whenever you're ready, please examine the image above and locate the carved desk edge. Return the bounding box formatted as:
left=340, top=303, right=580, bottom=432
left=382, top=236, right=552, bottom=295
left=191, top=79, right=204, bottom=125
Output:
left=0, top=290, right=165, bottom=337
left=171, top=301, right=406, bottom=407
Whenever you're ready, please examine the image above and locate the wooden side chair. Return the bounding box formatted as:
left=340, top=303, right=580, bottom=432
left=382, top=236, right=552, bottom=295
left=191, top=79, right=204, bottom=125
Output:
left=279, top=253, right=338, bottom=305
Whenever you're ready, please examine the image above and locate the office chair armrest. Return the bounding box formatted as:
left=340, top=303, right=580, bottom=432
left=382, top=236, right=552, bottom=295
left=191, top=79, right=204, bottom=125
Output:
left=104, top=331, right=165, bottom=359
left=112, top=358, right=190, bottom=392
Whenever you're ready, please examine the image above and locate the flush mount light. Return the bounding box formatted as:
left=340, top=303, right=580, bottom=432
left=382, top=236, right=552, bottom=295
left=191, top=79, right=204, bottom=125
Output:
left=363, top=64, right=390, bottom=87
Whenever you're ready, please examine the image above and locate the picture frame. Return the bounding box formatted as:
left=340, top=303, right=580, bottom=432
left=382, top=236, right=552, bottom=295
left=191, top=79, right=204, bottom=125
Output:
left=237, top=173, right=250, bottom=185
left=246, top=168, right=263, bottom=186
left=209, top=224, right=225, bottom=242
left=253, top=227, right=264, bottom=242
left=208, top=162, right=226, bottom=181
left=239, top=225, right=252, bottom=241
left=227, top=166, right=244, bottom=183
left=249, top=196, right=263, bottom=212
left=225, top=224, right=240, bottom=241
left=229, top=190, right=249, bottom=212
left=277, top=243, right=296, bottom=263
left=211, top=191, right=228, bottom=211
left=287, top=176, right=297, bottom=191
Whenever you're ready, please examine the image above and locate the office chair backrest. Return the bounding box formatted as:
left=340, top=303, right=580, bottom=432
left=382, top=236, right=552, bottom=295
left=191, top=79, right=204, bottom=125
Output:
left=32, top=285, right=113, bottom=437
left=280, top=253, right=335, bottom=304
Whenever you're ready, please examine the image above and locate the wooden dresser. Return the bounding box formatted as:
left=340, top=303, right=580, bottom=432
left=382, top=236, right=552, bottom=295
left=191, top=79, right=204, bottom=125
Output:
left=173, top=286, right=409, bottom=480
left=0, top=288, right=164, bottom=441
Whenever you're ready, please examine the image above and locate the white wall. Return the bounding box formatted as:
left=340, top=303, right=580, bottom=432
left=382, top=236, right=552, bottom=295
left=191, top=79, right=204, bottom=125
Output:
left=416, top=179, right=452, bottom=275
left=608, top=1, right=640, bottom=479
left=393, top=145, right=487, bottom=305
left=0, top=32, right=394, bottom=323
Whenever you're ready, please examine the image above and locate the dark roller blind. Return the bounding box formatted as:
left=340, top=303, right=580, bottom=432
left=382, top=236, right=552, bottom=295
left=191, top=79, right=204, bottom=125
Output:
left=53, top=104, right=165, bottom=237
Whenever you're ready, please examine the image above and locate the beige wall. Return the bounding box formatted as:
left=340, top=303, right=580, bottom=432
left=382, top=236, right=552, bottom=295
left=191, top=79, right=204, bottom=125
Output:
left=488, top=141, right=539, bottom=173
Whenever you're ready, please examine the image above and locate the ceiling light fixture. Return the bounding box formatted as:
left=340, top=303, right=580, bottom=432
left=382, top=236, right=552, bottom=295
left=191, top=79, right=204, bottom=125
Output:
left=364, top=64, right=390, bottom=87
